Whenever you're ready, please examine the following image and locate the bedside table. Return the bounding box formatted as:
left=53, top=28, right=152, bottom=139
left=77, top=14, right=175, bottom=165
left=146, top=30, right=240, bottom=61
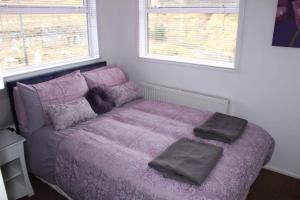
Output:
left=0, top=130, right=34, bottom=199
left=0, top=167, right=8, bottom=200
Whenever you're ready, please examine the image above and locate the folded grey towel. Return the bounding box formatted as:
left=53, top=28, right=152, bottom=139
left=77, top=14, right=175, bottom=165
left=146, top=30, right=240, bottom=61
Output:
left=148, top=138, right=223, bottom=185
left=194, top=112, right=248, bottom=143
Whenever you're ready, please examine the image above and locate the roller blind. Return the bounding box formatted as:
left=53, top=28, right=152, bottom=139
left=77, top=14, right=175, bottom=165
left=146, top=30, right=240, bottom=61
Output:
left=140, top=0, right=240, bottom=68
left=0, top=0, right=98, bottom=73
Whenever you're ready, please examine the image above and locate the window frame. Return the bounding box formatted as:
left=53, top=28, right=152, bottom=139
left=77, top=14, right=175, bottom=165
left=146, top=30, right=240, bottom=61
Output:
left=0, top=0, right=100, bottom=77
left=138, top=0, right=245, bottom=70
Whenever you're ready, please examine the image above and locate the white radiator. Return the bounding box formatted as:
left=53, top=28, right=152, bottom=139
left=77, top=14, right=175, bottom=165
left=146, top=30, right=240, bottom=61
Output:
left=140, top=82, right=230, bottom=114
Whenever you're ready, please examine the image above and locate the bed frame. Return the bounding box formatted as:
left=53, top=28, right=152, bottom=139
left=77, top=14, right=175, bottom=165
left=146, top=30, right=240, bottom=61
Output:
left=5, top=61, right=251, bottom=200
left=6, top=61, right=107, bottom=134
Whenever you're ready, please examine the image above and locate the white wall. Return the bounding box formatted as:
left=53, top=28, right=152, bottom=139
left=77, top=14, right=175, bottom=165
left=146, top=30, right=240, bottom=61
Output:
left=115, top=0, right=300, bottom=178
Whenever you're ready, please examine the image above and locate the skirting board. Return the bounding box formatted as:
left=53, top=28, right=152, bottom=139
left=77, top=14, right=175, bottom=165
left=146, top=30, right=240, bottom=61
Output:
left=264, top=165, right=300, bottom=180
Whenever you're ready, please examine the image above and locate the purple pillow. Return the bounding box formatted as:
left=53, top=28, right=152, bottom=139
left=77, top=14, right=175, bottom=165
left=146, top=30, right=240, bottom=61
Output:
left=46, top=98, right=97, bottom=131
left=32, top=70, right=89, bottom=124
left=17, top=82, right=45, bottom=134
left=85, top=87, right=115, bottom=114
left=104, top=81, right=143, bottom=107
left=82, top=65, right=128, bottom=88
left=13, top=87, right=29, bottom=135
left=32, top=70, right=89, bottom=106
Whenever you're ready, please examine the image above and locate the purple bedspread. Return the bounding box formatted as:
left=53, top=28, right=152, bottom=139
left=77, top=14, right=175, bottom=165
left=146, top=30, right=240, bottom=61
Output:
left=52, top=100, right=274, bottom=200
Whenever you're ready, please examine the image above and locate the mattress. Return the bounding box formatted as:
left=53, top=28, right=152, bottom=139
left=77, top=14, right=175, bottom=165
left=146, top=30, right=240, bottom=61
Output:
left=26, top=99, right=275, bottom=200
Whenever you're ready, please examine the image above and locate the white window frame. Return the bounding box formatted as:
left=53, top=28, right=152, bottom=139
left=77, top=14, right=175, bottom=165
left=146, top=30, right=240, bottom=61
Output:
left=138, top=0, right=245, bottom=70
left=0, top=0, right=100, bottom=77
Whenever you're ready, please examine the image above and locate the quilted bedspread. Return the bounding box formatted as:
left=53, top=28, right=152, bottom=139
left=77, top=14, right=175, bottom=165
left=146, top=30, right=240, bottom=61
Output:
left=54, top=100, right=274, bottom=200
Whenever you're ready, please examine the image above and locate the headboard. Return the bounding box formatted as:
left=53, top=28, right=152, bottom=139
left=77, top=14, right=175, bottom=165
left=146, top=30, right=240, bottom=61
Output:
left=6, top=61, right=107, bottom=133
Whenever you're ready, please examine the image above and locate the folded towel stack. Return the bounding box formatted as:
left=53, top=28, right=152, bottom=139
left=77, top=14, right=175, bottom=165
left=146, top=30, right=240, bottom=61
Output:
left=194, top=112, right=248, bottom=143
left=148, top=138, right=223, bottom=185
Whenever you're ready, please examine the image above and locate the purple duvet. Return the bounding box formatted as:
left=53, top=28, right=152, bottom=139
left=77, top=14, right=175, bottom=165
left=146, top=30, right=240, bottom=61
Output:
left=29, top=100, right=275, bottom=200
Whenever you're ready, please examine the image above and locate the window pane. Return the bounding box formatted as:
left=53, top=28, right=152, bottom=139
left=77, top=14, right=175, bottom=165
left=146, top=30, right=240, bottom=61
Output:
left=148, top=13, right=238, bottom=64
left=0, top=13, right=89, bottom=71
left=0, top=0, right=84, bottom=6
left=22, top=14, right=89, bottom=66
left=150, top=0, right=238, bottom=8
left=0, top=0, right=17, bottom=5
left=0, top=15, right=26, bottom=70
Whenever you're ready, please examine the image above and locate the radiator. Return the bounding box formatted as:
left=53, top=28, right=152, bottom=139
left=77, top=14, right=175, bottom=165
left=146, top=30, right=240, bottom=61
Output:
left=140, top=82, right=230, bottom=114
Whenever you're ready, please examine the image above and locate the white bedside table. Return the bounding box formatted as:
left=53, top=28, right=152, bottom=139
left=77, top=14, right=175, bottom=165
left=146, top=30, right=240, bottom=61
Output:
left=0, top=168, right=8, bottom=200
left=0, top=129, right=34, bottom=200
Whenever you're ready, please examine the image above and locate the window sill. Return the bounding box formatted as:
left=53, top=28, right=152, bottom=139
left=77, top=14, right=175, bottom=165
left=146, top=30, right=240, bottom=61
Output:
left=138, top=55, right=238, bottom=72
left=3, top=57, right=103, bottom=81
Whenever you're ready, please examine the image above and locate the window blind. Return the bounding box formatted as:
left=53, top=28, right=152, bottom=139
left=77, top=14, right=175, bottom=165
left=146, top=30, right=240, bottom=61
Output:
left=140, top=0, right=240, bottom=68
left=150, top=0, right=239, bottom=8
left=0, top=0, right=84, bottom=7
left=0, top=0, right=98, bottom=73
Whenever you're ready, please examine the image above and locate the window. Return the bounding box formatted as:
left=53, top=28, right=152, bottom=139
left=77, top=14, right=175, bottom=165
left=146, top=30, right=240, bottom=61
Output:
left=0, top=0, right=98, bottom=74
left=139, top=0, right=242, bottom=68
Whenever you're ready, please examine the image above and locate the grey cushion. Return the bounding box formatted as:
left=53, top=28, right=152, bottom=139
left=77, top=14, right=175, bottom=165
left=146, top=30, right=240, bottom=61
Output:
left=104, top=81, right=143, bottom=107
left=46, top=98, right=97, bottom=131
left=17, top=82, right=45, bottom=134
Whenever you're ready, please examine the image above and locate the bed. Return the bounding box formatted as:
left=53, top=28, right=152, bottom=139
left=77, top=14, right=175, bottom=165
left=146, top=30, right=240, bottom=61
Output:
left=6, top=62, right=275, bottom=200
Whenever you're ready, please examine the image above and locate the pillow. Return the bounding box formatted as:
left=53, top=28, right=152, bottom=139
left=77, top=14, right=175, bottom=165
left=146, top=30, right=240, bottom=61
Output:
left=32, top=70, right=89, bottom=124
left=46, top=98, right=97, bottom=131
left=104, top=81, right=143, bottom=107
left=85, top=87, right=115, bottom=114
left=82, top=65, right=128, bottom=88
left=13, top=87, right=29, bottom=135
left=17, top=82, right=45, bottom=134
left=32, top=70, right=89, bottom=106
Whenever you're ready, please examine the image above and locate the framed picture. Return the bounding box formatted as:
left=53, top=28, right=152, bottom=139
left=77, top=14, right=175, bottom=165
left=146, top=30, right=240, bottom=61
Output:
left=273, top=0, right=300, bottom=47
